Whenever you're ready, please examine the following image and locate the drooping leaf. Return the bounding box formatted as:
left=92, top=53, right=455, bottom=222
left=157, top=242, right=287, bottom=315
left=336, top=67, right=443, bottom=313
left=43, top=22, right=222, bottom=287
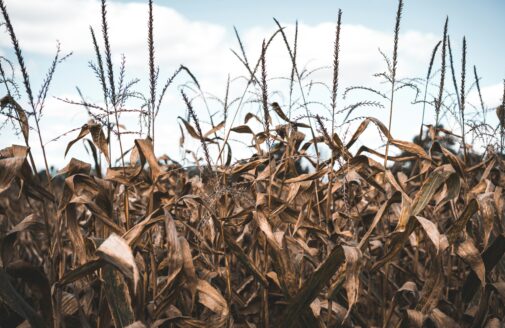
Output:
left=428, top=308, right=459, bottom=328
left=0, top=95, right=29, bottom=141
left=462, top=234, right=505, bottom=302
left=203, top=120, right=225, bottom=138
left=446, top=199, right=478, bottom=244
left=230, top=125, right=254, bottom=134
left=135, top=137, right=162, bottom=180
left=280, top=245, right=346, bottom=327
left=103, top=264, right=135, bottom=327
left=89, top=122, right=110, bottom=164
left=415, top=216, right=448, bottom=253
left=178, top=117, right=212, bottom=142
left=341, top=245, right=362, bottom=321
left=97, top=233, right=140, bottom=293
left=65, top=121, right=110, bottom=163
left=0, top=145, right=53, bottom=201
left=456, top=238, right=485, bottom=286
left=196, top=279, right=229, bottom=327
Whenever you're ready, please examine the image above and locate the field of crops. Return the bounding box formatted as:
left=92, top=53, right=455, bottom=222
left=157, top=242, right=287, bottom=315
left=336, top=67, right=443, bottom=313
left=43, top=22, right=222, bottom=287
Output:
left=1, top=0, right=505, bottom=327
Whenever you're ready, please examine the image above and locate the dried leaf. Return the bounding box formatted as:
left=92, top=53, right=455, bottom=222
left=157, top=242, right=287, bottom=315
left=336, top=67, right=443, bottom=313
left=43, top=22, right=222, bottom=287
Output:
left=97, top=233, right=140, bottom=293
left=463, top=234, right=505, bottom=302
left=415, top=216, right=448, bottom=253
left=390, top=139, right=430, bottom=160
left=280, top=245, right=346, bottom=327
left=341, top=245, right=362, bottom=321
left=1, top=95, right=29, bottom=141
left=88, top=122, right=110, bottom=163
left=178, top=117, right=212, bottom=142
left=231, top=125, right=254, bottom=134
left=478, top=193, right=496, bottom=248
left=428, top=308, right=459, bottom=328
left=456, top=238, right=485, bottom=286
left=103, top=264, right=135, bottom=327
left=447, top=199, right=478, bottom=244
left=196, top=279, right=229, bottom=327
left=203, top=120, right=225, bottom=138
left=135, top=138, right=162, bottom=180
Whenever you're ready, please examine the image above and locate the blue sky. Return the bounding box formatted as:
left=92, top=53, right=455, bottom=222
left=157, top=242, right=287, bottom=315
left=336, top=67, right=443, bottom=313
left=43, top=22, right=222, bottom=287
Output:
left=0, top=0, right=504, bottom=168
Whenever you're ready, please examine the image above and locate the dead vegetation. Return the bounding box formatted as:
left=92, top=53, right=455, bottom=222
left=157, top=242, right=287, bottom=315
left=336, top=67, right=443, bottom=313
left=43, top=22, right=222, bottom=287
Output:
left=1, top=0, right=505, bottom=327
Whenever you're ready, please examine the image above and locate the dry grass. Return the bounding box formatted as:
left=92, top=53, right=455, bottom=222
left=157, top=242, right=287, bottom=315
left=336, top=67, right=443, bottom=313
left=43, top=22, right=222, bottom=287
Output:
left=1, top=0, right=505, bottom=327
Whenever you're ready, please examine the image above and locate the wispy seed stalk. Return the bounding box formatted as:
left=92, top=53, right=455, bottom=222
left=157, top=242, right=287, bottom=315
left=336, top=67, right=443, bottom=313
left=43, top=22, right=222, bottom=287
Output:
left=501, top=80, right=505, bottom=153
left=384, top=0, right=403, bottom=168
left=260, top=40, right=269, bottom=139
left=447, top=36, right=461, bottom=112
left=90, top=26, right=112, bottom=164
left=101, top=0, right=125, bottom=168
left=419, top=40, right=441, bottom=141
left=182, top=90, right=212, bottom=171
left=288, top=21, right=298, bottom=119
left=473, top=65, right=485, bottom=123
left=331, top=9, right=342, bottom=135
left=460, top=37, right=467, bottom=162
left=101, top=0, right=116, bottom=108
left=148, top=0, right=156, bottom=143
left=435, top=17, right=448, bottom=128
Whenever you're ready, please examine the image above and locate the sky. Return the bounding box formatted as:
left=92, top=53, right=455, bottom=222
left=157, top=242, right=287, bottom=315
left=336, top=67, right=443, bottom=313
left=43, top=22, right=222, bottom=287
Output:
left=0, top=0, right=504, bottom=169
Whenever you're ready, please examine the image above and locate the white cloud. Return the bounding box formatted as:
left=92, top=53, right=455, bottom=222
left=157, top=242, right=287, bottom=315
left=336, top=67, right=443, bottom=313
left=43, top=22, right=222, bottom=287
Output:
left=236, top=23, right=439, bottom=82
left=0, top=0, right=231, bottom=74
left=0, top=0, right=439, bottom=87
left=467, top=82, right=503, bottom=109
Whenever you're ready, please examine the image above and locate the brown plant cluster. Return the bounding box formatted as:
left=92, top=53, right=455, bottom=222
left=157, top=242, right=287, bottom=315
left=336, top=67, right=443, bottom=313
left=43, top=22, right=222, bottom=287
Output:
left=1, top=0, right=505, bottom=327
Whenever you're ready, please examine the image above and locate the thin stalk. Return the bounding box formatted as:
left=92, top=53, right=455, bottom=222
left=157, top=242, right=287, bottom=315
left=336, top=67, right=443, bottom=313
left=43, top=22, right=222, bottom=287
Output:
left=90, top=26, right=111, bottom=166
left=326, top=9, right=342, bottom=237
left=216, top=28, right=284, bottom=162
left=148, top=0, right=156, bottom=145
left=447, top=36, right=462, bottom=112
left=473, top=65, right=486, bottom=124
left=101, top=0, right=128, bottom=230
left=383, top=0, right=403, bottom=168
left=273, top=18, right=320, bottom=163
left=273, top=18, right=324, bottom=227
left=460, top=37, right=467, bottom=162
left=102, top=0, right=123, bottom=166
left=102, top=0, right=116, bottom=108
left=182, top=90, right=212, bottom=171
left=287, top=21, right=298, bottom=119
left=261, top=40, right=270, bottom=147
left=419, top=40, right=441, bottom=142
left=435, top=17, right=448, bottom=129
left=331, top=10, right=342, bottom=137
left=501, top=80, right=505, bottom=153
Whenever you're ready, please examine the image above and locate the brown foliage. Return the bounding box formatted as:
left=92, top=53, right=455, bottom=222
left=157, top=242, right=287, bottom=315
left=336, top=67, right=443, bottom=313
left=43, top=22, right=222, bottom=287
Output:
left=1, top=0, right=505, bottom=327
left=1, top=116, right=505, bottom=326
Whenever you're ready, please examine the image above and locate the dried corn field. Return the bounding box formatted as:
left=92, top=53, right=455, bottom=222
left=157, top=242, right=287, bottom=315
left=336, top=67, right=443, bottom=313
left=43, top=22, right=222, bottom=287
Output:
left=1, top=0, right=505, bottom=327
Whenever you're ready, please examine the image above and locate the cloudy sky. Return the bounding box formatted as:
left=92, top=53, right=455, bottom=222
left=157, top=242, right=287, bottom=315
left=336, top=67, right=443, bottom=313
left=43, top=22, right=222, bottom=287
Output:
left=0, top=0, right=504, bottom=169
